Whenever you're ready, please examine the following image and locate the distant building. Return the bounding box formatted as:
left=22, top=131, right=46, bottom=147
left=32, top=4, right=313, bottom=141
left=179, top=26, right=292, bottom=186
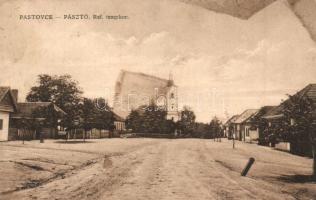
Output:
left=263, top=84, right=316, bottom=120
left=0, top=87, right=66, bottom=141
left=112, top=111, right=126, bottom=131
left=231, top=109, right=259, bottom=141
left=246, top=106, right=277, bottom=143
left=10, top=102, right=66, bottom=140
left=223, top=115, right=239, bottom=139
left=113, top=70, right=179, bottom=121
left=0, top=87, right=18, bottom=141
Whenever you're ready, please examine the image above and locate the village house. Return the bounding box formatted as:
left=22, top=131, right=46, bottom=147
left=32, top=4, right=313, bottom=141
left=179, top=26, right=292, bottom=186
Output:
left=9, top=102, right=66, bottom=140
left=113, top=111, right=126, bottom=131
left=0, top=87, right=18, bottom=141
left=223, top=115, right=239, bottom=139
left=244, top=106, right=277, bottom=143
left=231, top=109, right=259, bottom=141
left=262, top=84, right=316, bottom=155
left=0, top=87, right=68, bottom=141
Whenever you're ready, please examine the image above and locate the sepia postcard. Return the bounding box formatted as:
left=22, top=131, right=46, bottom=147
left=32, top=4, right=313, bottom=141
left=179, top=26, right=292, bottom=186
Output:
left=0, top=0, right=316, bottom=199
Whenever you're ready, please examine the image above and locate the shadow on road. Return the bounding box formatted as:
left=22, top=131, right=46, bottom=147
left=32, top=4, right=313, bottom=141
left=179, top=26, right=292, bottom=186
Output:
left=277, top=174, right=316, bottom=183
left=54, top=140, right=95, bottom=144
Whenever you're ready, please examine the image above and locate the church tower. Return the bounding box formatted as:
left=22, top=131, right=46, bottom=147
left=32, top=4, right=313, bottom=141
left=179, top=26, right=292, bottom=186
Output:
left=166, top=72, right=179, bottom=121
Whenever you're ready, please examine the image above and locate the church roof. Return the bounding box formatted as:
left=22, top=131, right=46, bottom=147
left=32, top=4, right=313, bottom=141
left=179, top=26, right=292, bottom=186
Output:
left=113, top=70, right=177, bottom=119
left=114, top=70, right=176, bottom=95
left=119, top=70, right=171, bottom=84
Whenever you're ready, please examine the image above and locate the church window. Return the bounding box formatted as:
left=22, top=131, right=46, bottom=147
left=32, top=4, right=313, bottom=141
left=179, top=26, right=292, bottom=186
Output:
left=170, top=93, right=174, bottom=98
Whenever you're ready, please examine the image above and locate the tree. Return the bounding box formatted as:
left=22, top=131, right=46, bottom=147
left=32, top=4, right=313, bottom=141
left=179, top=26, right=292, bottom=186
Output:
left=26, top=74, right=83, bottom=129
left=13, top=118, right=30, bottom=144
left=194, top=122, right=211, bottom=138
left=178, top=106, right=196, bottom=137
left=30, top=104, right=61, bottom=141
left=79, top=98, right=94, bottom=142
left=94, top=99, right=115, bottom=138
left=210, top=117, right=222, bottom=140
left=76, top=98, right=115, bottom=141
left=126, top=110, right=143, bottom=133
left=160, top=119, right=176, bottom=136
left=142, top=104, right=167, bottom=134
left=281, top=94, right=316, bottom=177
left=126, top=103, right=175, bottom=136
left=249, top=108, right=270, bottom=145
left=97, top=110, right=114, bottom=136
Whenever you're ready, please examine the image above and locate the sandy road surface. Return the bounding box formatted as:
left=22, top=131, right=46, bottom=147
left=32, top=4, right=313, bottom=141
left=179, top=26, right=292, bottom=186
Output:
left=1, top=139, right=316, bottom=200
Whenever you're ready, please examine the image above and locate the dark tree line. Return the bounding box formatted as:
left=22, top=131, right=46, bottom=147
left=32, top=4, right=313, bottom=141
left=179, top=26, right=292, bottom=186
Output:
left=126, top=104, right=176, bottom=136
left=126, top=105, right=223, bottom=139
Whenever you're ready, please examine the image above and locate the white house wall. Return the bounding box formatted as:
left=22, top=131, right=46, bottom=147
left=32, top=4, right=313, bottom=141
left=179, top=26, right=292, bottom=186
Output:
left=0, top=111, right=9, bottom=141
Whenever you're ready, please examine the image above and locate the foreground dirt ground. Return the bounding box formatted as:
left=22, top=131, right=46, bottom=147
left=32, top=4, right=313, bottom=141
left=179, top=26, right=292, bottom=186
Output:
left=0, top=138, right=315, bottom=200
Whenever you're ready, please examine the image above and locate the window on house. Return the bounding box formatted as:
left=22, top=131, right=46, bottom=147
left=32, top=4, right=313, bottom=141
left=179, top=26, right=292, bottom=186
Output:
left=290, top=118, right=296, bottom=126
left=0, top=119, right=3, bottom=130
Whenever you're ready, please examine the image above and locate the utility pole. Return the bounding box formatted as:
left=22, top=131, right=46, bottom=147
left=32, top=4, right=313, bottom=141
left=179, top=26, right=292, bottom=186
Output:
left=233, top=134, right=235, bottom=149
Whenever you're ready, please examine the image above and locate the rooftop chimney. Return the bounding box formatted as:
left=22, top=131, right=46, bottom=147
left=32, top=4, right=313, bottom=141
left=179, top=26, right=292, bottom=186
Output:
left=167, top=71, right=174, bottom=86
left=11, top=89, right=18, bottom=103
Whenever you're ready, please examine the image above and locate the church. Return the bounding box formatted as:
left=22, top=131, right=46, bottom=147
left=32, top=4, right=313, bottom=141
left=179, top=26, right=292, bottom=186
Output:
left=113, top=70, right=179, bottom=128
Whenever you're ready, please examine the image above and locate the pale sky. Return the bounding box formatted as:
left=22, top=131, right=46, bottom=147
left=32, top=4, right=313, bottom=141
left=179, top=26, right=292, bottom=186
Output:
left=0, top=0, right=316, bottom=122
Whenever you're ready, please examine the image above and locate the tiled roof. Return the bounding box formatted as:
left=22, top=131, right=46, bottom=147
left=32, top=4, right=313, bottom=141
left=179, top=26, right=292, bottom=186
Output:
left=250, top=106, right=276, bottom=118
left=0, top=86, right=18, bottom=112
left=11, top=102, right=66, bottom=118
left=263, top=84, right=316, bottom=119
left=112, top=111, right=125, bottom=122
left=224, top=115, right=239, bottom=126
left=0, top=87, right=10, bottom=102
left=262, top=105, right=284, bottom=119
left=233, top=109, right=259, bottom=124
left=306, top=84, right=316, bottom=103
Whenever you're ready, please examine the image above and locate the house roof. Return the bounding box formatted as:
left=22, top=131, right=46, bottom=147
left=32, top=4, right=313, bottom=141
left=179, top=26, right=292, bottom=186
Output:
left=262, top=105, right=284, bottom=119
left=11, top=102, right=66, bottom=119
left=0, top=87, right=10, bottom=102
left=247, top=106, right=277, bottom=121
left=233, top=109, right=259, bottom=124
left=305, top=84, right=316, bottom=103
left=263, top=84, right=316, bottom=119
left=224, top=115, right=239, bottom=126
left=0, top=86, right=18, bottom=112
left=112, top=111, right=125, bottom=122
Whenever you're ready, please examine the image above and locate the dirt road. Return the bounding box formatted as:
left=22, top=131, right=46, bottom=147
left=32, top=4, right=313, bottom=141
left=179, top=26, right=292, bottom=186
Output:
left=1, top=139, right=316, bottom=200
